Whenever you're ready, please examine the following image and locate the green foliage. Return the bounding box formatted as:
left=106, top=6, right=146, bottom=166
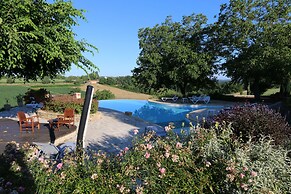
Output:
left=133, top=14, right=216, bottom=96
left=23, top=88, right=51, bottom=104
left=41, top=76, right=51, bottom=84
left=68, top=88, right=82, bottom=95
left=44, top=95, right=98, bottom=114
left=93, top=89, right=115, bottom=100
left=155, top=88, right=181, bottom=99
left=213, top=104, right=291, bottom=146
left=6, top=77, right=15, bottom=84
left=215, top=0, right=291, bottom=99
left=1, top=124, right=291, bottom=193
left=0, top=0, right=98, bottom=81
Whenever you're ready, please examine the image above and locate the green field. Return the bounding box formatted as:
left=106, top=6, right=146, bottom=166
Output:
left=0, top=84, right=82, bottom=109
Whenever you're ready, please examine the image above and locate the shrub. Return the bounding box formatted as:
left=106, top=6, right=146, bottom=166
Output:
left=1, top=125, right=291, bottom=193
left=41, top=76, right=51, bottom=84
left=156, top=88, right=181, bottom=98
left=23, top=88, right=51, bottom=104
left=6, top=77, right=15, bottom=84
left=93, top=89, right=115, bottom=100
left=213, top=103, right=291, bottom=146
left=68, top=87, right=82, bottom=95
left=44, top=95, right=98, bottom=114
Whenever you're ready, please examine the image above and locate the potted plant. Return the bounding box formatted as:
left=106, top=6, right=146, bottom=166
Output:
left=16, top=94, right=24, bottom=107
left=4, top=98, right=11, bottom=111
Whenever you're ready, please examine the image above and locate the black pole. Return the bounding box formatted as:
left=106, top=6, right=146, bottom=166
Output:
left=76, top=85, right=94, bottom=151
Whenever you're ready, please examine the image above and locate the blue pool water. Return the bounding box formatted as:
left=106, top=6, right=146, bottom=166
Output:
left=98, top=99, right=224, bottom=127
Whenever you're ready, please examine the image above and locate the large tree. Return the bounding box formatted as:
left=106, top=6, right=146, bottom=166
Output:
left=0, top=0, right=98, bottom=81
left=133, top=14, right=216, bottom=96
left=215, top=0, right=291, bottom=99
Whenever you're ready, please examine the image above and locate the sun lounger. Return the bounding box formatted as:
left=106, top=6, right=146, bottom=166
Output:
left=161, top=95, right=179, bottom=102
left=188, top=95, right=210, bottom=104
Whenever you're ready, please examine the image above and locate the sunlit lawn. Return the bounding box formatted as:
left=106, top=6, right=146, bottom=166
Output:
left=0, top=84, right=82, bottom=109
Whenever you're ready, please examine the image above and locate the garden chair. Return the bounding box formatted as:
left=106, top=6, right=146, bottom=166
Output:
left=56, top=108, right=75, bottom=130
left=17, top=111, right=40, bottom=132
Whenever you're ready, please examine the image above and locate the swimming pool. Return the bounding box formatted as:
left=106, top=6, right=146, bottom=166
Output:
left=98, top=99, right=224, bottom=127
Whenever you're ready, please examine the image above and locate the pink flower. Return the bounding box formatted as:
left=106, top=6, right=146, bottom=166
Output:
left=18, top=186, right=25, bottom=192
left=251, top=171, right=257, bottom=177
left=144, top=152, right=150, bottom=159
left=38, top=156, right=44, bottom=163
left=124, top=147, right=129, bottom=152
left=240, top=183, right=248, bottom=191
left=164, top=152, right=170, bottom=158
left=171, top=154, right=179, bottom=162
left=159, top=167, right=166, bottom=174
left=243, top=166, right=248, bottom=171
left=146, top=144, right=153, bottom=150
left=56, top=163, right=63, bottom=170
left=133, top=129, right=139, bottom=135
left=240, top=173, right=245, bottom=179
left=176, top=142, right=182, bottom=149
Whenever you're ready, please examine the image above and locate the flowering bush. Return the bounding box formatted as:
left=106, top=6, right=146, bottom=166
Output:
left=0, top=124, right=291, bottom=193
left=213, top=104, right=291, bottom=146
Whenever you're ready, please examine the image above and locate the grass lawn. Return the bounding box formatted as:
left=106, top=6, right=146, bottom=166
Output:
left=262, top=87, right=280, bottom=96
left=0, top=85, right=29, bottom=108
left=0, top=84, right=82, bottom=109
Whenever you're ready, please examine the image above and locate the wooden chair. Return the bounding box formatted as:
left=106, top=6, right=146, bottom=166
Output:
left=17, top=111, right=40, bottom=132
left=56, top=108, right=75, bottom=130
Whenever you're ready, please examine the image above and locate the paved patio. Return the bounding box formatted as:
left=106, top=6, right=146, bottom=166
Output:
left=0, top=118, right=76, bottom=154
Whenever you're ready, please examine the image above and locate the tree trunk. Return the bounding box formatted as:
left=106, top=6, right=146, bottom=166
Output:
left=280, top=79, right=291, bottom=97
left=252, top=79, right=261, bottom=101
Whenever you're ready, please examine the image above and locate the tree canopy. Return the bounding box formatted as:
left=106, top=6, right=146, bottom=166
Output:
left=0, top=0, right=98, bottom=81
left=215, top=0, right=291, bottom=99
left=133, top=14, right=216, bottom=96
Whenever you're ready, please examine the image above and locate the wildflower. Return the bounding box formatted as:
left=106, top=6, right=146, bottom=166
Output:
left=56, top=163, right=63, bottom=170
left=250, top=171, right=257, bottom=177
left=159, top=167, right=166, bottom=174
left=5, top=181, right=12, bottom=187
left=133, top=129, right=139, bottom=135
left=164, top=126, right=170, bottom=132
left=240, top=183, right=248, bottom=191
left=176, top=142, right=182, bottom=149
left=146, top=144, right=153, bottom=150
left=205, top=161, right=211, bottom=167
left=171, top=154, right=179, bottom=162
left=117, top=184, right=125, bottom=193
left=91, top=173, right=98, bottom=180
left=18, top=186, right=25, bottom=193
left=124, top=147, right=129, bottom=152
left=226, top=174, right=235, bottom=182
left=164, top=152, right=170, bottom=158
left=240, top=173, right=245, bottom=179
left=243, top=166, right=248, bottom=171
left=144, top=152, right=150, bottom=159
left=248, top=179, right=253, bottom=183
left=156, top=162, right=161, bottom=168
left=136, top=186, right=144, bottom=194
left=60, top=172, right=66, bottom=179
left=38, top=156, right=44, bottom=163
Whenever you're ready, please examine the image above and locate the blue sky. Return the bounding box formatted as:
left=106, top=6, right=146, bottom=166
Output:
left=66, top=0, right=229, bottom=78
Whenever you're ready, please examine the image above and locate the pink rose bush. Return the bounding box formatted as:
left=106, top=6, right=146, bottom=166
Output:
left=0, top=123, right=290, bottom=193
